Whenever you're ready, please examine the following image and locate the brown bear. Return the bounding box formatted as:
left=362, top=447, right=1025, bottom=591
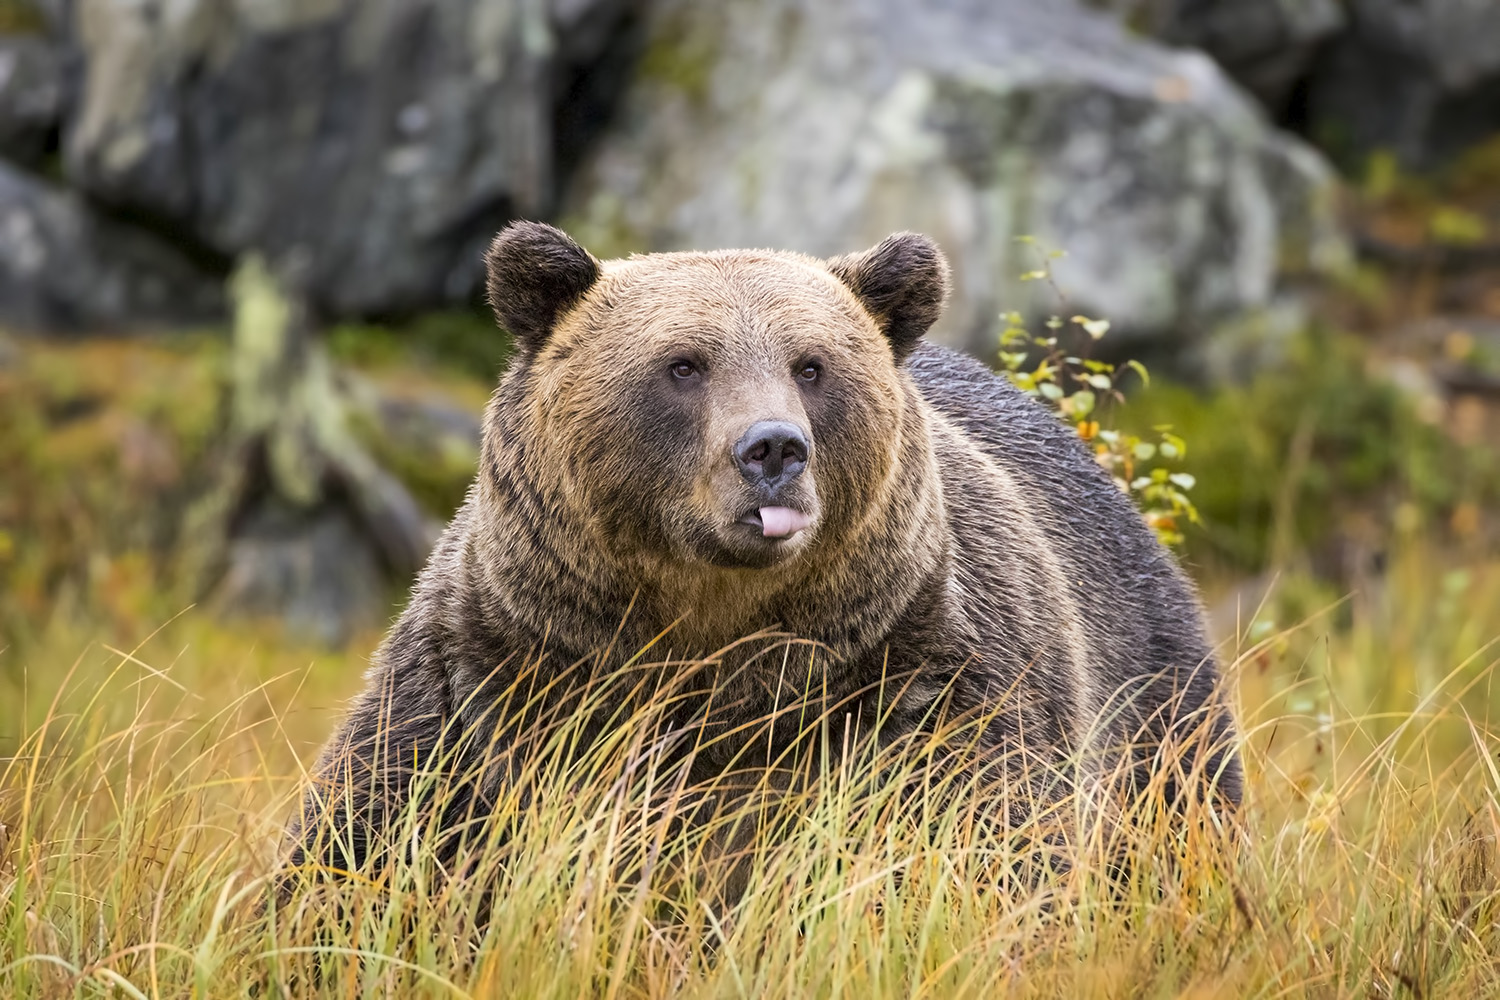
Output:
left=287, top=222, right=1241, bottom=880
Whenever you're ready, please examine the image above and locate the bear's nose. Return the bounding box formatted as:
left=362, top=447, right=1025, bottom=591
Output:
left=733, top=420, right=810, bottom=490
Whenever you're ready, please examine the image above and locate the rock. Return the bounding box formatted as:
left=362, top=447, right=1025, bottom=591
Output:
left=61, top=0, right=635, bottom=318
left=1302, top=0, right=1500, bottom=167
left=372, top=393, right=482, bottom=452
left=562, top=0, right=1346, bottom=357
left=1135, top=1, right=1500, bottom=167
left=0, top=34, right=66, bottom=168
left=211, top=503, right=388, bottom=648
left=0, top=160, right=222, bottom=330
left=1143, top=0, right=1346, bottom=113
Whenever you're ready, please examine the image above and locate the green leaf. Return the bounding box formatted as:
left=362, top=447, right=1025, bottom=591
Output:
left=1169, top=472, right=1196, bottom=490
left=1039, top=382, right=1064, bottom=401
left=1087, top=374, right=1112, bottom=390
left=1133, top=442, right=1157, bottom=461
left=1125, top=359, right=1150, bottom=387
left=1019, top=270, right=1047, bottom=282
left=1071, top=390, right=1095, bottom=417
left=1070, top=315, right=1111, bottom=339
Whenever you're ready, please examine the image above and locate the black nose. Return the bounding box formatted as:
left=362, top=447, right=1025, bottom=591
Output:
left=733, top=420, right=810, bottom=490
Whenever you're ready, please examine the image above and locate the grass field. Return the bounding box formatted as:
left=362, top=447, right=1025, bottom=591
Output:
left=3, top=328, right=1499, bottom=997
left=2, top=538, right=1499, bottom=999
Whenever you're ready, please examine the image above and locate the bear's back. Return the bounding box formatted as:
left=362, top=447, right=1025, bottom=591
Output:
left=907, top=341, right=1168, bottom=583
left=905, top=341, right=1239, bottom=802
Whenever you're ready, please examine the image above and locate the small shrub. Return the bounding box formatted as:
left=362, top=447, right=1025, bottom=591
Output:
left=997, top=239, right=1199, bottom=547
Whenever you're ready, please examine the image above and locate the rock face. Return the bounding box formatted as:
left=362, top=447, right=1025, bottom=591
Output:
left=213, top=504, right=388, bottom=648
left=1146, top=0, right=1346, bottom=114
left=59, top=0, right=633, bottom=318
left=562, top=0, right=1345, bottom=355
left=1302, top=0, right=1500, bottom=167
left=0, top=160, right=222, bottom=330
left=0, top=34, right=67, bottom=168
left=1145, top=0, right=1500, bottom=168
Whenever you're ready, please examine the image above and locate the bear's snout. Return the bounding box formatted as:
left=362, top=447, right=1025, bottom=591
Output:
left=733, top=420, right=810, bottom=493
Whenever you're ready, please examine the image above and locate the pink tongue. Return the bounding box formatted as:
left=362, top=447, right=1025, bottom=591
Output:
left=759, top=506, right=811, bottom=539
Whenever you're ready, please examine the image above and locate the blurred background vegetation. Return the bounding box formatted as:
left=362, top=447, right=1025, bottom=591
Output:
left=1, top=0, right=1499, bottom=752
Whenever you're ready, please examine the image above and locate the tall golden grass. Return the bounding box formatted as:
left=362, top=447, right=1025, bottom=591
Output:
left=2, top=542, right=1498, bottom=998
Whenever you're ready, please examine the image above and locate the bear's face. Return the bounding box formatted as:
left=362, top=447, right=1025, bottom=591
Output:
left=533, top=254, right=900, bottom=570
left=484, top=224, right=949, bottom=576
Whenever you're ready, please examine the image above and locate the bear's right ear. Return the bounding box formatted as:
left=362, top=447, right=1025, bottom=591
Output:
left=826, top=232, right=950, bottom=362
left=485, top=222, right=602, bottom=353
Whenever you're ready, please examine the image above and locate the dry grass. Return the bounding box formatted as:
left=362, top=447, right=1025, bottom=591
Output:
left=2, top=544, right=1499, bottom=999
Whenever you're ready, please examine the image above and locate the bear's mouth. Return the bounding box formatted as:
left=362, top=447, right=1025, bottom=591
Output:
left=737, top=506, right=814, bottom=540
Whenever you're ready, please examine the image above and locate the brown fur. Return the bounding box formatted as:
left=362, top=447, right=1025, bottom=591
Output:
left=286, top=222, right=1241, bottom=885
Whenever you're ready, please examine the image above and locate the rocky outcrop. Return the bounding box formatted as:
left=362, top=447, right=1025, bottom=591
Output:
left=1144, top=0, right=1500, bottom=168
left=59, top=0, right=634, bottom=318
left=563, top=0, right=1346, bottom=356
left=1145, top=0, right=1346, bottom=114
left=0, top=160, right=222, bottom=330
left=0, top=33, right=66, bottom=168
left=1303, top=0, right=1500, bottom=167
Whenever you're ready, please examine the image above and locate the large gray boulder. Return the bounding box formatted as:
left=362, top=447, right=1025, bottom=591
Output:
left=1140, top=0, right=1500, bottom=168
left=0, top=34, right=67, bottom=168
left=1142, top=0, right=1346, bottom=113
left=562, top=0, right=1346, bottom=356
left=61, top=0, right=632, bottom=317
left=1302, top=0, right=1500, bottom=166
left=0, top=160, right=222, bottom=330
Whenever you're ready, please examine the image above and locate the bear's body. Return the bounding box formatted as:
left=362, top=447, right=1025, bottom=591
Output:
left=290, top=225, right=1239, bottom=875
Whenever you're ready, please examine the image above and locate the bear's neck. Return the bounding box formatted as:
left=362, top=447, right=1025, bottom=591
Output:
left=466, top=396, right=951, bottom=666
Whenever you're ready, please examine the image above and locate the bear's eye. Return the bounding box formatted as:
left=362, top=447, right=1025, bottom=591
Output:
left=798, top=362, right=822, bottom=383
left=669, top=360, right=699, bottom=381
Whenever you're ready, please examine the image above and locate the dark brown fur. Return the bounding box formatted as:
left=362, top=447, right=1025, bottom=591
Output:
left=287, top=222, right=1241, bottom=882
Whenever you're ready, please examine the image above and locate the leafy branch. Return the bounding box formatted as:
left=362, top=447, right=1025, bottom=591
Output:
left=999, top=238, right=1200, bottom=546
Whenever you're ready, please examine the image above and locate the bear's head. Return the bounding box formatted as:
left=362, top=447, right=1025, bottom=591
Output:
left=482, top=222, right=948, bottom=585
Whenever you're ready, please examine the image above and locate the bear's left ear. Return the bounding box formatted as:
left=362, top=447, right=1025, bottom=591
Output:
left=485, top=221, right=602, bottom=354
left=826, top=232, right=950, bottom=362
